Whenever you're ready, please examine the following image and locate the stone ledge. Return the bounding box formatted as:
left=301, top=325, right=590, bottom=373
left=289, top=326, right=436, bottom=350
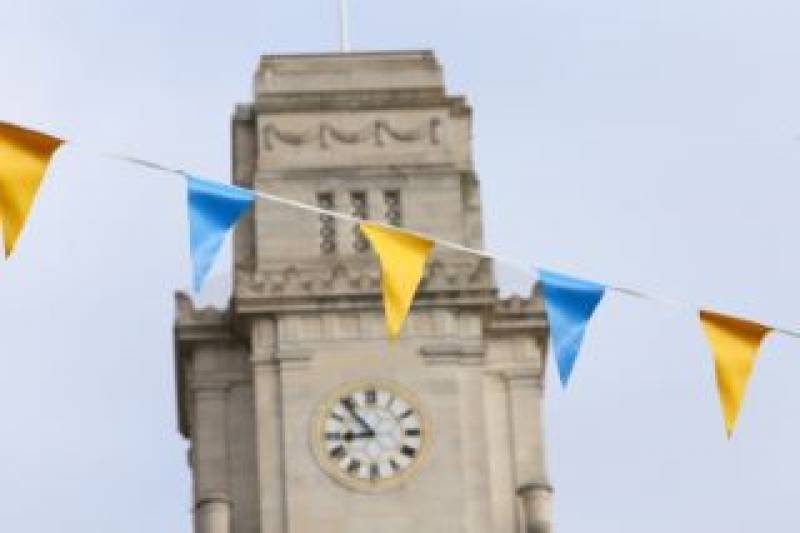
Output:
left=420, top=343, right=485, bottom=366
left=276, top=345, right=314, bottom=362
left=252, top=90, right=466, bottom=115
left=234, top=258, right=493, bottom=299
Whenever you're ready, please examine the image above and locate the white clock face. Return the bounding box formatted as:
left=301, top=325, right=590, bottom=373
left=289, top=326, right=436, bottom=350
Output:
left=311, top=381, right=429, bottom=492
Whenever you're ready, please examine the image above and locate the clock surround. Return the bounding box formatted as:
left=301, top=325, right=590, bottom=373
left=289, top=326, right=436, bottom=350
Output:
left=311, top=380, right=432, bottom=493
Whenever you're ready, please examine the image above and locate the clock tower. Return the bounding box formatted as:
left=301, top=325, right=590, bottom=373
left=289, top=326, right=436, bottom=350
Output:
left=174, top=51, right=552, bottom=533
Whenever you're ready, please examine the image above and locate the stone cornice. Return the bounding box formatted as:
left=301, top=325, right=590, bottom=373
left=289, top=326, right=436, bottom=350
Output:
left=251, top=89, right=471, bottom=115
left=174, top=292, right=234, bottom=339
left=256, top=163, right=467, bottom=180
left=233, top=291, right=496, bottom=316
left=235, top=257, right=493, bottom=301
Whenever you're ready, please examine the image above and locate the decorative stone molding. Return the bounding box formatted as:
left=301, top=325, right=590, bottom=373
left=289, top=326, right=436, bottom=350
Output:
left=175, top=292, right=233, bottom=342
left=235, top=257, right=492, bottom=298
left=253, top=89, right=471, bottom=116
left=262, top=118, right=441, bottom=151
left=484, top=289, right=548, bottom=354
left=176, top=292, right=230, bottom=322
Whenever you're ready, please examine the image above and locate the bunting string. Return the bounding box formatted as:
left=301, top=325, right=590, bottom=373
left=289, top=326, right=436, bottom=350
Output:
left=14, top=126, right=796, bottom=339
left=106, top=151, right=535, bottom=271
left=110, top=151, right=800, bottom=339
left=89, top=141, right=795, bottom=340
left=3, top=120, right=799, bottom=436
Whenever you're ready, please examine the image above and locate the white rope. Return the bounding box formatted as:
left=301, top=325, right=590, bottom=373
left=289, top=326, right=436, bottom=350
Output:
left=104, top=152, right=800, bottom=339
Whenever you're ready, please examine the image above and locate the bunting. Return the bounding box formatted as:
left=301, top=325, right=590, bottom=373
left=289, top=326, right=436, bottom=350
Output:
left=360, top=222, right=434, bottom=338
left=187, top=176, right=254, bottom=292
left=0, top=122, right=63, bottom=256
left=1, top=119, right=799, bottom=441
left=698, top=310, right=772, bottom=437
left=538, top=269, right=606, bottom=386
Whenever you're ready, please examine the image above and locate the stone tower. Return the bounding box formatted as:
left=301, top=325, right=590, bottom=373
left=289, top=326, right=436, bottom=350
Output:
left=174, top=51, right=552, bottom=533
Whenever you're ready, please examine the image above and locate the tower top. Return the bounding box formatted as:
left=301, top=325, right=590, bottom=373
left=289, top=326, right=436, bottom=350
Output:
left=254, top=50, right=444, bottom=96
left=233, top=49, right=483, bottom=293
left=174, top=48, right=551, bottom=533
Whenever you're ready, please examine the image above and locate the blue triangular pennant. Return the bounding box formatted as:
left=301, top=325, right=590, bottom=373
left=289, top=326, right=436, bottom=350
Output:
left=538, top=269, right=606, bottom=387
left=187, top=176, right=255, bottom=292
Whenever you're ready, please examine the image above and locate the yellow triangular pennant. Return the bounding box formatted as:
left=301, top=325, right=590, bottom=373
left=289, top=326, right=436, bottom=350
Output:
left=699, top=309, right=772, bottom=437
left=0, top=122, right=63, bottom=257
left=360, top=222, right=434, bottom=338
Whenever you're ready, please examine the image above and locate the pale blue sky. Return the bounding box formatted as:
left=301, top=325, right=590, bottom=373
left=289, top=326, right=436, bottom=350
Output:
left=1, top=1, right=799, bottom=531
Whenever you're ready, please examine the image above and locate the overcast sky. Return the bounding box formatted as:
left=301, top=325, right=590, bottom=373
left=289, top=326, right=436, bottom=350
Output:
left=1, top=1, right=799, bottom=531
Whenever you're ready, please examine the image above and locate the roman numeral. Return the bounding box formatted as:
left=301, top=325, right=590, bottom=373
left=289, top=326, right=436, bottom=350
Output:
left=370, top=463, right=380, bottom=480
left=404, top=428, right=421, bottom=437
left=330, top=445, right=346, bottom=459
left=341, top=397, right=356, bottom=410
left=365, top=388, right=377, bottom=405
left=330, top=412, right=344, bottom=422
left=389, top=459, right=400, bottom=472
left=401, top=445, right=416, bottom=458
left=347, top=459, right=361, bottom=474
left=399, top=408, right=413, bottom=419
left=325, top=432, right=342, bottom=440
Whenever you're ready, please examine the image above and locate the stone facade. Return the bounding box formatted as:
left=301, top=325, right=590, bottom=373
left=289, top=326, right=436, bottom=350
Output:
left=174, top=51, right=552, bottom=533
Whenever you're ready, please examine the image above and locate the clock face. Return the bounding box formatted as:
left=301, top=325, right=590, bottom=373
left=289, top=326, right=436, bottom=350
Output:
left=311, top=381, right=430, bottom=492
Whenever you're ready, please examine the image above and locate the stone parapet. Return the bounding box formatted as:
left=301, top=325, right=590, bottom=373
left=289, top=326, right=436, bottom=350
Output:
left=254, top=51, right=445, bottom=96
left=234, top=256, right=492, bottom=300
left=485, top=287, right=548, bottom=337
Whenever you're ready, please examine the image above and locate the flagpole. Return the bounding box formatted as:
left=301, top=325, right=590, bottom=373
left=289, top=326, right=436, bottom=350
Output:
left=339, top=0, right=350, bottom=52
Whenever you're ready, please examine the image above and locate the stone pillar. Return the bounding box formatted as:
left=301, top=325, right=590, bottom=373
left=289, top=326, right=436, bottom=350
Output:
left=251, top=318, right=286, bottom=533
left=195, top=493, right=232, bottom=533
left=192, top=384, right=231, bottom=533
left=505, top=370, right=551, bottom=533
left=232, top=103, right=257, bottom=271
left=517, top=483, right=553, bottom=533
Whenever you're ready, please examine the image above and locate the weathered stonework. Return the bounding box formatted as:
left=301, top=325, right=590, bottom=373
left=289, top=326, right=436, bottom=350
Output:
left=174, top=50, right=552, bottom=533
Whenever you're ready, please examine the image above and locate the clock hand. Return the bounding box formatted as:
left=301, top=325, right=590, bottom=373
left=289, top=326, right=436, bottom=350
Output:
left=341, top=398, right=375, bottom=436
left=343, top=430, right=375, bottom=442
